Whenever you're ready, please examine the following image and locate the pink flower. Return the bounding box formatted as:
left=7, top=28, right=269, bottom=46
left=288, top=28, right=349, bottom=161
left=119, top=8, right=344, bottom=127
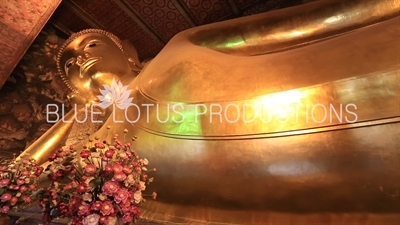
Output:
left=78, top=202, right=91, bottom=216
left=122, top=166, right=132, bottom=174
left=122, top=213, right=134, bottom=223
left=98, top=216, right=109, bottom=225
left=90, top=201, right=102, bottom=211
left=112, top=163, right=123, bottom=173
left=23, top=196, right=32, bottom=203
left=48, top=153, right=57, bottom=161
left=34, top=166, right=44, bottom=176
left=85, top=164, right=97, bottom=174
left=119, top=201, right=132, bottom=214
left=104, top=150, right=114, bottom=158
left=80, top=150, right=91, bottom=158
left=102, top=181, right=119, bottom=196
left=77, top=183, right=88, bottom=194
left=132, top=205, right=140, bottom=215
left=113, top=172, right=126, bottom=181
left=71, top=217, right=84, bottom=225
left=29, top=184, right=37, bottom=191
left=0, top=205, right=10, bottom=213
left=100, top=200, right=114, bottom=216
left=1, top=193, right=12, bottom=202
left=0, top=179, right=10, bottom=187
left=95, top=143, right=105, bottom=149
left=21, top=170, right=30, bottom=176
left=19, top=185, right=28, bottom=192
left=10, top=197, right=18, bottom=205
left=69, top=196, right=83, bottom=211
left=125, top=151, right=133, bottom=159
left=48, top=170, right=63, bottom=181
left=104, top=164, right=113, bottom=173
left=17, top=179, right=25, bottom=185
left=114, top=188, right=129, bottom=203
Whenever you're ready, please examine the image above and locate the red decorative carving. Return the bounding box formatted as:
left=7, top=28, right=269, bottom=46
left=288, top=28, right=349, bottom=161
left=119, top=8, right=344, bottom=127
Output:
left=181, top=0, right=233, bottom=25
left=69, top=0, right=164, bottom=60
left=125, top=0, right=191, bottom=41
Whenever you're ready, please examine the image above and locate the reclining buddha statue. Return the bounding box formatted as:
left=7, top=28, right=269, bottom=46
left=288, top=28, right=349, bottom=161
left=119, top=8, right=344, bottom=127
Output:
left=20, top=0, right=400, bottom=224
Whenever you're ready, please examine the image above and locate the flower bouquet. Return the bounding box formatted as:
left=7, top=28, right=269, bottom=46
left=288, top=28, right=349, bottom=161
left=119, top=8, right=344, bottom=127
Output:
left=0, top=154, right=43, bottom=214
left=38, top=134, right=156, bottom=225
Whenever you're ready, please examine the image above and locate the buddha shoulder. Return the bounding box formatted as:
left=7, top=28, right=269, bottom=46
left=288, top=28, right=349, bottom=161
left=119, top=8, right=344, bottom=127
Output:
left=136, top=15, right=399, bottom=105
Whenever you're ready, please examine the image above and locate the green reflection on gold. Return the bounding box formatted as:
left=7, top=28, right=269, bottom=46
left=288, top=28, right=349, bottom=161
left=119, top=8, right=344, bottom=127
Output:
left=157, top=104, right=203, bottom=136
left=224, top=39, right=245, bottom=48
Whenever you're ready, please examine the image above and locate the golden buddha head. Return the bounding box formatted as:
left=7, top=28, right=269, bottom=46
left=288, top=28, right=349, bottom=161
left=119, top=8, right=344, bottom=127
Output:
left=57, top=29, right=139, bottom=106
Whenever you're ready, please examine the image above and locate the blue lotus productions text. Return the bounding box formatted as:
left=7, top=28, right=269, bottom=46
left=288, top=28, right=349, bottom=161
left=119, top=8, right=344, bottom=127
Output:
left=47, top=102, right=358, bottom=125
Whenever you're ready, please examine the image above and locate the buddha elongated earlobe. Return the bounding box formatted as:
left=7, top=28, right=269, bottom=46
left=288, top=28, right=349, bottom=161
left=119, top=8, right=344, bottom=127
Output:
left=67, top=92, right=88, bottom=108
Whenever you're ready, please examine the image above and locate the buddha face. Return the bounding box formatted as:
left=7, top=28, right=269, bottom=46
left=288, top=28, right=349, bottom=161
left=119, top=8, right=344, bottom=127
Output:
left=60, top=33, right=132, bottom=105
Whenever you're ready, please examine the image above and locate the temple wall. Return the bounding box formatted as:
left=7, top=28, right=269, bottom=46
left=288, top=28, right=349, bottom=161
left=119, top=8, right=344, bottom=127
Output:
left=0, top=0, right=61, bottom=88
left=0, top=24, right=69, bottom=159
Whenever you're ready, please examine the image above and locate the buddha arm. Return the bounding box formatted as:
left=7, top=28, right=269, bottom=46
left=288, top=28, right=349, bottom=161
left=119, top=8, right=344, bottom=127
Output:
left=18, top=110, right=75, bottom=165
left=188, top=0, right=400, bottom=56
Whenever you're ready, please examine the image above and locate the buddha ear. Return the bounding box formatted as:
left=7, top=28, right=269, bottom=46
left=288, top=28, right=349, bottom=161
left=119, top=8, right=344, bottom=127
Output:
left=122, top=39, right=143, bottom=74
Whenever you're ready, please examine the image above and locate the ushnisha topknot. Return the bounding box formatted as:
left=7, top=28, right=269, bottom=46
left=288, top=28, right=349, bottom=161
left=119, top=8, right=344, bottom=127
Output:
left=56, top=29, right=123, bottom=93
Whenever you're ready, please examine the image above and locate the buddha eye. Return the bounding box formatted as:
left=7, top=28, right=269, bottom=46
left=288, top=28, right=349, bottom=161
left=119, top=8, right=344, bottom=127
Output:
left=65, top=58, right=76, bottom=72
left=85, top=41, right=100, bottom=49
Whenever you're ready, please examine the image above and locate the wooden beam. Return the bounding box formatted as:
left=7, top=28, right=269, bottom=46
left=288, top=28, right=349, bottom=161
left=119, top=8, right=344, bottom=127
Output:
left=49, top=19, right=73, bottom=36
left=170, top=0, right=197, bottom=27
left=63, top=0, right=106, bottom=29
left=227, top=0, right=241, bottom=16
left=112, top=0, right=166, bottom=44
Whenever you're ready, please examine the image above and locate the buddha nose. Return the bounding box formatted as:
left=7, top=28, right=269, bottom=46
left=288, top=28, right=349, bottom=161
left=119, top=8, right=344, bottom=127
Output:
left=76, top=55, right=85, bottom=66
left=76, top=53, right=91, bottom=66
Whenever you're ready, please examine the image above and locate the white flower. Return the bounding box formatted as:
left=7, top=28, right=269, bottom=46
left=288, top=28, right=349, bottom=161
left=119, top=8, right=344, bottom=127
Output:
left=97, top=78, right=133, bottom=110
left=54, top=158, right=64, bottom=163
left=143, top=158, right=149, bottom=165
left=124, top=174, right=136, bottom=187
left=83, top=214, right=100, bottom=225
left=82, top=193, right=93, bottom=202
left=97, top=194, right=107, bottom=201
left=91, top=152, right=100, bottom=158
left=108, top=217, right=117, bottom=225
left=133, top=191, right=142, bottom=204
left=119, top=152, right=127, bottom=159
left=139, top=181, right=146, bottom=191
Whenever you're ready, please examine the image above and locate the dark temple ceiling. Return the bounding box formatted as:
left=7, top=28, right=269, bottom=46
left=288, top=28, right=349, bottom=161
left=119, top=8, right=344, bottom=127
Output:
left=0, top=0, right=313, bottom=159
left=49, top=0, right=309, bottom=60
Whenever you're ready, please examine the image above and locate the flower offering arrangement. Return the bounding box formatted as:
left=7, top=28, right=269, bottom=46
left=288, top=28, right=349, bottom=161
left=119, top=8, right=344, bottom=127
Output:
left=38, top=134, right=156, bottom=225
left=0, top=155, right=43, bottom=214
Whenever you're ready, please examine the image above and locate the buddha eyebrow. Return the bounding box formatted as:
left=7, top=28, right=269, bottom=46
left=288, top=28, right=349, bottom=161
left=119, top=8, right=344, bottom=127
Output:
left=83, top=39, right=103, bottom=50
